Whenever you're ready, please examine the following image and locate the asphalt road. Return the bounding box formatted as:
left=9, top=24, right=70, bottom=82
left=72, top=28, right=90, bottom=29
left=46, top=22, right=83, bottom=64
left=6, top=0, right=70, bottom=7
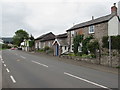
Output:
left=1, top=49, right=118, bottom=89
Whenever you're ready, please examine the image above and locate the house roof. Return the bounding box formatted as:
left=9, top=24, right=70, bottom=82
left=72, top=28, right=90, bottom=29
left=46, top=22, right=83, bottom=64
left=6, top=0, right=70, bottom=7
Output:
left=56, top=33, right=67, bottom=39
left=35, top=32, right=55, bottom=42
left=58, top=39, right=68, bottom=46
left=67, top=13, right=117, bottom=31
left=52, top=39, right=68, bottom=46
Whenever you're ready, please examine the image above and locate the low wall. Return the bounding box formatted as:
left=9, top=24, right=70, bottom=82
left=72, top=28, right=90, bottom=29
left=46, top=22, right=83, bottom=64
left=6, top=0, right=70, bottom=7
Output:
left=60, top=55, right=119, bottom=67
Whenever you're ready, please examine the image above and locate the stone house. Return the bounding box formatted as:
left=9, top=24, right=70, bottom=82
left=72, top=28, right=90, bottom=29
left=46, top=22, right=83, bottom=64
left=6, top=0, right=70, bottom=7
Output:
left=35, top=32, right=55, bottom=50
left=52, top=33, right=68, bottom=56
left=66, top=3, right=120, bottom=53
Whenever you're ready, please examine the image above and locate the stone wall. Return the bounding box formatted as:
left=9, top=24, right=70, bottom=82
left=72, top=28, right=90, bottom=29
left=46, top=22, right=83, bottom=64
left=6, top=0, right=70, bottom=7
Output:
left=60, top=54, right=119, bottom=67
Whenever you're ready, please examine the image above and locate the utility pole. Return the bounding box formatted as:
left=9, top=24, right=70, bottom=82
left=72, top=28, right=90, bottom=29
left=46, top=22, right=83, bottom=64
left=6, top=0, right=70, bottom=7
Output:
left=109, top=36, right=112, bottom=67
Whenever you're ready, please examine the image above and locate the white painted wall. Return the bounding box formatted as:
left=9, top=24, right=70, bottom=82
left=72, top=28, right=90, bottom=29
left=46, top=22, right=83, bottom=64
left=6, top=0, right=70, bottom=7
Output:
left=108, top=16, right=119, bottom=36
left=35, top=43, right=38, bottom=48
left=39, top=42, right=41, bottom=49
left=62, top=46, right=68, bottom=54
left=118, top=1, right=120, bottom=17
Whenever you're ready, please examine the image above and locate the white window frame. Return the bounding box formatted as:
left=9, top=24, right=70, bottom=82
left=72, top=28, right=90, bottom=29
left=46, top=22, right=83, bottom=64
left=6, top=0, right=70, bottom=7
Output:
left=43, top=42, right=45, bottom=48
left=39, top=42, right=41, bottom=48
left=35, top=43, right=38, bottom=48
left=89, top=25, right=95, bottom=34
left=48, top=42, right=51, bottom=47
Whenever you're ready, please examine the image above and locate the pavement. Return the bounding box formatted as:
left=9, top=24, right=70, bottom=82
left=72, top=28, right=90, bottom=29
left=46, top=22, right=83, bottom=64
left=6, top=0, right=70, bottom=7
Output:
left=1, top=49, right=119, bottom=89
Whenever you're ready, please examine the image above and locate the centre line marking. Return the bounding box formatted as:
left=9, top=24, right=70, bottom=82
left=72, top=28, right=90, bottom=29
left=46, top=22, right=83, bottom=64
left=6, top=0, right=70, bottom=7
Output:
left=32, top=60, right=48, bottom=68
left=20, top=56, right=26, bottom=59
left=64, top=72, right=110, bottom=89
left=6, top=68, right=10, bottom=73
left=4, top=64, right=6, bottom=67
left=10, top=75, right=16, bottom=83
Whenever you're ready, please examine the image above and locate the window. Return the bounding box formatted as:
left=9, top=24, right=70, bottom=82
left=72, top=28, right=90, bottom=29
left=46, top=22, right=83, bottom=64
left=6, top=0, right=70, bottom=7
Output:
left=35, top=43, right=37, bottom=48
left=89, top=25, right=95, bottom=34
left=39, top=42, right=41, bottom=48
left=48, top=42, right=51, bottom=47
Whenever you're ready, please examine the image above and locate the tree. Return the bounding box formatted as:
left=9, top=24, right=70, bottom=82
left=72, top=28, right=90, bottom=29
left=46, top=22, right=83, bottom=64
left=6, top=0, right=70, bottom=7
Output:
left=87, top=40, right=99, bottom=55
left=73, top=35, right=84, bottom=54
left=29, top=34, right=35, bottom=48
left=82, top=35, right=93, bottom=54
left=13, top=29, right=29, bottom=46
left=29, top=34, right=34, bottom=40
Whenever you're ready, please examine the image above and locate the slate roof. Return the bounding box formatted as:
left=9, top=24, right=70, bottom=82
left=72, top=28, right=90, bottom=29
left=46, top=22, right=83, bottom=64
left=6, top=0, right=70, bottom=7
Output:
left=56, top=33, right=67, bottom=39
left=67, top=13, right=117, bottom=31
left=35, top=32, right=55, bottom=42
left=58, top=39, right=68, bottom=46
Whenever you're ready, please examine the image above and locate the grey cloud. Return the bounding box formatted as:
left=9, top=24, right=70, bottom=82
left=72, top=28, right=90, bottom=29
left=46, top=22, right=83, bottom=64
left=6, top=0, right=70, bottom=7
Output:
left=2, top=1, right=118, bottom=38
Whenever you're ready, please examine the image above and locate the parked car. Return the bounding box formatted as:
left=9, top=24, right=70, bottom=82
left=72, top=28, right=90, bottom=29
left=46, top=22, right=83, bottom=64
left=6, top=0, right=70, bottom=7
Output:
left=11, top=47, right=16, bottom=50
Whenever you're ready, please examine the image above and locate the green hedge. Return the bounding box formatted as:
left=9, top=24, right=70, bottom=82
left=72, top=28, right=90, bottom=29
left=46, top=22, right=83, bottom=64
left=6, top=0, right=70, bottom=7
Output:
left=102, top=35, right=120, bottom=50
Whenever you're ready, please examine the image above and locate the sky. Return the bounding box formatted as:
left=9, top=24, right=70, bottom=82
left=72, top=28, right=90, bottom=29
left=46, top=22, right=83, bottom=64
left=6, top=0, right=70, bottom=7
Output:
left=1, top=0, right=120, bottom=38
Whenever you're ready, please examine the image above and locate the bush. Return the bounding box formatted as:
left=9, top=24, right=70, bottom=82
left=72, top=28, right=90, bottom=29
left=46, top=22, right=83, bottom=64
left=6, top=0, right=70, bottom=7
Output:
left=37, top=49, right=44, bottom=52
left=87, top=40, right=99, bottom=55
left=68, top=53, right=76, bottom=56
left=2, top=44, right=11, bottom=49
left=102, top=35, right=120, bottom=50
left=44, top=46, right=50, bottom=51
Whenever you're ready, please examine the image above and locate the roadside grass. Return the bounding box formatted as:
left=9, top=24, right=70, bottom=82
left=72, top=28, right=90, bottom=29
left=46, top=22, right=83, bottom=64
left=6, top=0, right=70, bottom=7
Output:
left=116, top=66, right=120, bottom=69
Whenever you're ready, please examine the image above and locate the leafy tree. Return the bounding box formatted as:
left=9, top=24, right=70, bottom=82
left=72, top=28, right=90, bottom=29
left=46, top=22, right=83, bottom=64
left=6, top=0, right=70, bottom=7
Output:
left=29, top=34, right=34, bottom=40
left=29, top=34, right=35, bottom=48
left=73, top=35, right=84, bottom=54
left=82, top=35, right=93, bottom=54
left=102, top=35, right=120, bottom=51
left=87, top=40, right=99, bottom=55
left=13, top=29, right=29, bottom=46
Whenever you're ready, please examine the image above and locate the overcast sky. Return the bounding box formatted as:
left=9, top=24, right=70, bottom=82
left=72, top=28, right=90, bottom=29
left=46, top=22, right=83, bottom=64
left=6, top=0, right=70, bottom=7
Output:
left=1, top=0, right=120, bottom=38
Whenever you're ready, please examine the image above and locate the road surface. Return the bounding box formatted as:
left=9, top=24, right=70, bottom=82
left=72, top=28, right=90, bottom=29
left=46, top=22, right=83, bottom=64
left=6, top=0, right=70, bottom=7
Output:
left=1, top=49, right=118, bottom=89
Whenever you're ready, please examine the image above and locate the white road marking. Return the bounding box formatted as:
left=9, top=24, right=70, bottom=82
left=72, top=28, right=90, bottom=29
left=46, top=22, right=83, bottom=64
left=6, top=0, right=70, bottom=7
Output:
left=10, top=75, right=16, bottom=83
left=6, top=68, right=10, bottom=73
left=15, top=54, right=18, bottom=55
left=20, top=55, right=26, bottom=59
left=64, top=72, right=110, bottom=89
left=1, top=58, right=3, bottom=61
left=32, top=60, right=48, bottom=68
left=4, top=64, right=6, bottom=67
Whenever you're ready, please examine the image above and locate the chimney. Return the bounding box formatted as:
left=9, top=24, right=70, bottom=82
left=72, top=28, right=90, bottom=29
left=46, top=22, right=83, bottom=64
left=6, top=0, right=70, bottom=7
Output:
left=92, top=16, right=94, bottom=20
left=111, top=3, right=117, bottom=15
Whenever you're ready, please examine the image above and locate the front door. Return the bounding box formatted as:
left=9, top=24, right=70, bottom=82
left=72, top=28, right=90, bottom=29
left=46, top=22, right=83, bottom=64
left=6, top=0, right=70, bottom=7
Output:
left=56, top=44, right=59, bottom=56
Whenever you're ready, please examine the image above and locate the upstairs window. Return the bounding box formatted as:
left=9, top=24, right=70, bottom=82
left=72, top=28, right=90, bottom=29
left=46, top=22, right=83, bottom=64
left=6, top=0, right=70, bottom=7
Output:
left=89, top=25, right=95, bottom=34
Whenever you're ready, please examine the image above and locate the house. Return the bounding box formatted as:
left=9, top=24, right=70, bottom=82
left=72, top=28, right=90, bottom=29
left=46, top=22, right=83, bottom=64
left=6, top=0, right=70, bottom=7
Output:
left=67, top=3, right=120, bottom=53
left=52, top=33, right=69, bottom=56
left=20, top=39, right=31, bottom=51
left=118, top=1, right=120, bottom=17
left=0, top=39, right=3, bottom=44
left=35, top=32, right=55, bottom=50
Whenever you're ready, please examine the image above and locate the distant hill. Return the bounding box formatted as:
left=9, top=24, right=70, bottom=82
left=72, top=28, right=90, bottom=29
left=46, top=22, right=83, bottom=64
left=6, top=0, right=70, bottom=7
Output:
left=0, top=37, right=13, bottom=44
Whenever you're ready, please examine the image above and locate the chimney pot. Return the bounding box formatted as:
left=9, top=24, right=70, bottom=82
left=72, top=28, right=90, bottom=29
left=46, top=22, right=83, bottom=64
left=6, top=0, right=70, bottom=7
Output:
left=111, top=3, right=117, bottom=15
left=92, top=16, right=94, bottom=20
